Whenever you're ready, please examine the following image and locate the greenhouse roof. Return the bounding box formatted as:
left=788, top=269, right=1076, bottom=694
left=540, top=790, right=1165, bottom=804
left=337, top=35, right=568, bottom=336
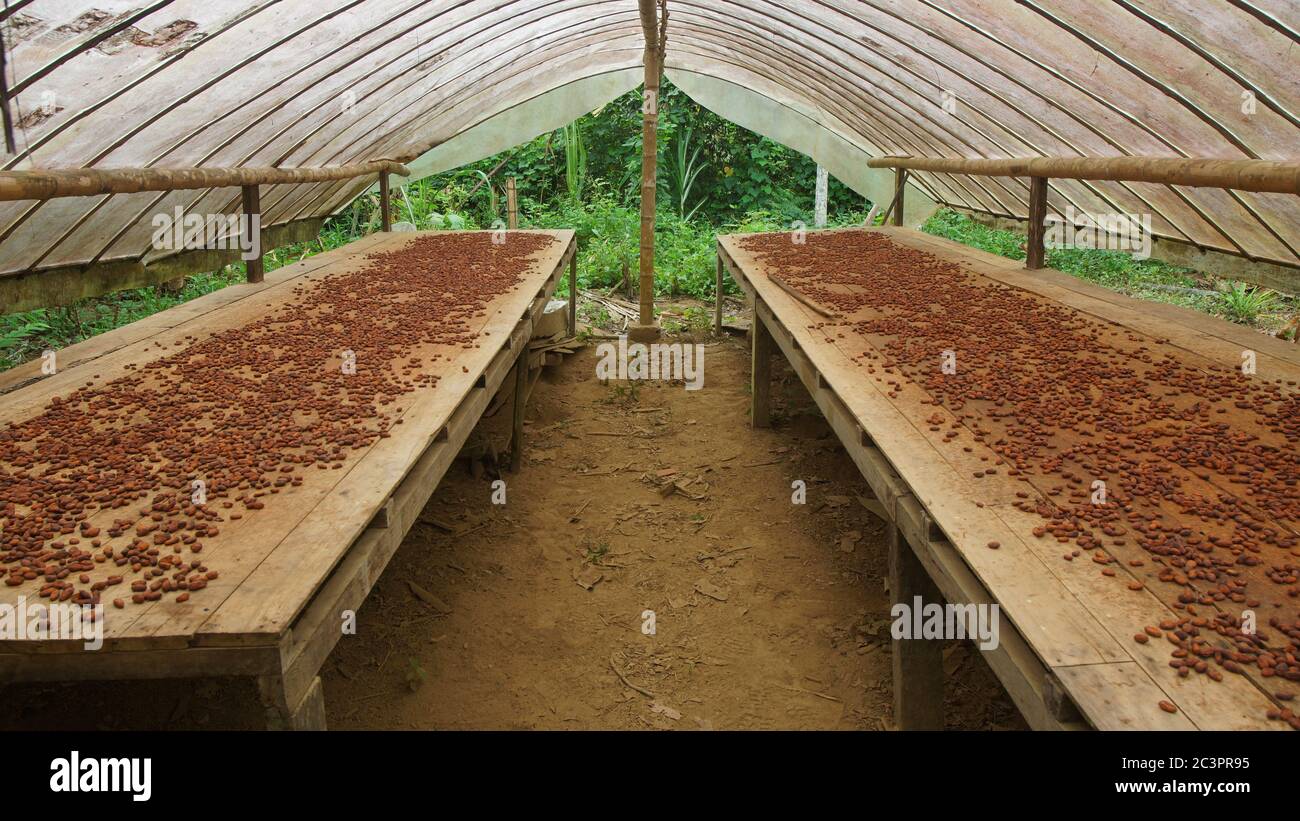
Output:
left=1, top=0, right=1297, bottom=302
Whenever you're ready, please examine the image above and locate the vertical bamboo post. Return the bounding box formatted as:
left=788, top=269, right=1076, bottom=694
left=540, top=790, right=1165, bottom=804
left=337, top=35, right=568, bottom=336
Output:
left=507, top=177, right=518, bottom=229
left=891, top=168, right=906, bottom=226
left=633, top=0, right=665, bottom=341
left=378, top=173, right=391, bottom=232
left=1026, top=176, right=1048, bottom=269
left=241, top=184, right=264, bottom=284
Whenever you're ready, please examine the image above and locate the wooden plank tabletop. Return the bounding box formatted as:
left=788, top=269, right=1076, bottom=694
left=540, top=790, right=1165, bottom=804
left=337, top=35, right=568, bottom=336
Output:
left=718, top=227, right=1292, bottom=730
left=0, top=230, right=574, bottom=650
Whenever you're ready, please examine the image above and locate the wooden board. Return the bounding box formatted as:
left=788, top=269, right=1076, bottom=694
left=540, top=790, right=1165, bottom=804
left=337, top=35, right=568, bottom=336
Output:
left=718, top=228, right=1285, bottom=730
left=0, top=230, right=575, bottom=653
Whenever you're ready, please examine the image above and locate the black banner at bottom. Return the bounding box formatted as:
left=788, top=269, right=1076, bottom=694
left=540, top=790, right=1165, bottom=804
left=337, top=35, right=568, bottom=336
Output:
left=7, top=729, right=1293, bottom=808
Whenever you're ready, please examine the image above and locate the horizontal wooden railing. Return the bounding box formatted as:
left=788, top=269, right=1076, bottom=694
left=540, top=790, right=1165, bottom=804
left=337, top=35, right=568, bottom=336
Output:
left=866, top=155, right=1300, bottom=270
left=0, top=160, right=411, bottom=286
left=0, top=160, right=411, bottom=202
left=867, top=156, right=1300, bottom=195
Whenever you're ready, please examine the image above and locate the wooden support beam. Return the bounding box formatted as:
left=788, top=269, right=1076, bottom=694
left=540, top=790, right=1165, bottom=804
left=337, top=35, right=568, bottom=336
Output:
left=568, top=246, right=578, bottom=337
left=879, top=169, right=908, bottom=228
left=241, top=184, right=264, bottom=284
left=509, top=353, right=529, bottom=472
left=1026, top=176, right=1049, bottom=269
left=378, top=173, right=392, bottom=233
left=751, top=308, right=774, bottom=428
left=507, top=177, right=518, bottom=229
left=888, top=523, right=945, bottom=730
left=891, top=168, right=906, bottom=226
left=258, top=673, right=326, bottom=731
left=714, top=252, right=724, bottom=335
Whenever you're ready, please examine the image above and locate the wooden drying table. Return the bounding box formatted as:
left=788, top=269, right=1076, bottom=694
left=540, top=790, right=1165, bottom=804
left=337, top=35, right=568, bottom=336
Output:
left=0, top=230, right=576, bottom=729
left=718, top=226, right=1298, bottom=731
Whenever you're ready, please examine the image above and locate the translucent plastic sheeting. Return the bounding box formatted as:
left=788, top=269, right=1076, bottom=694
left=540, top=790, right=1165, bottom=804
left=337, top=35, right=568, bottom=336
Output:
left=0, top=0, right=1296, bottom=295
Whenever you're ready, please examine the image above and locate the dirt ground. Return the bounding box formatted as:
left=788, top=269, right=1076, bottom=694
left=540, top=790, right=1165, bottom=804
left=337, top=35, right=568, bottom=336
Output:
left=1, top=327, right=1024, bottom=731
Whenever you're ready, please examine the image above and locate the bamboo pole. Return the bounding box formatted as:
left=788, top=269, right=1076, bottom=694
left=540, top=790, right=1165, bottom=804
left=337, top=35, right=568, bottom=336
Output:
left=507, top=177, right=518, bottom=229
left=635, top=0, right=666, bottom=337
left=0, top=160, right=411, bottom=202
left=866, top=155, right=1300, bottom=195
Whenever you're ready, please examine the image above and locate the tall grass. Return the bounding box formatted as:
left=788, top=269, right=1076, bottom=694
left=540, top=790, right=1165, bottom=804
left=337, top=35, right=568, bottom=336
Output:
left=668, top=127, right=708, bottom=220
left=563, top=121, right=588, bottom=201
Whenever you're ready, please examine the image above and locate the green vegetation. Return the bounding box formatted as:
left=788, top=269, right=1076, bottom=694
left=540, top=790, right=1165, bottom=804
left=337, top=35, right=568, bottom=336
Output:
left=921, top=209, right=1297, bottom=332
left=1, top=268, right=246, bottom=371
left=1218, top=281, right=1279, bottom=325
left=668, top=127, right=708, bottom=220
left=562, top=120, right=588, bottom=201
left=4, top=78, right=1295, bottom=372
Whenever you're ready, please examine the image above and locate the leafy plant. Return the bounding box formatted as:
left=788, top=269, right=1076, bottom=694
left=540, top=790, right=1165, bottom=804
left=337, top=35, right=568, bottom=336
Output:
left=1218, top=282, right=1279, bottom=325
left=470, top=170, right=498, bottom=220
left=584, top=540, right=610, bottom=563
left=0, top=316, right=50, bottom=350
left=668, top=127, right=709, bottom=220
left=428, top=212, right=468, bottom=230
left=404, top=657, right=427, bottom=692
left=1281, top=314, right=1300, bottom=342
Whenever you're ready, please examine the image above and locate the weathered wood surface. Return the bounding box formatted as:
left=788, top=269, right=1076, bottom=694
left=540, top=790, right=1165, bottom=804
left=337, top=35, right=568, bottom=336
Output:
left=0, top=230, right=574, bottom=653
left=718, top=228, right=1284, bottom=730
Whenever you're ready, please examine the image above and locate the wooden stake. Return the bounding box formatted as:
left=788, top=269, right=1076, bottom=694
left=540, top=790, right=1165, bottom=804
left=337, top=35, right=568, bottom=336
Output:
left=378, top=173, right=391, bottom=232
left=714, top=252, right=724, bottom=335
left=510, top=353, right=528, bottom=472
left=507, top=177, right=518, bottom=229
left=891, top=167, right=907, bottom=226
left=568, top=244, right=578, bottom=337
left=888, top=524, right=945, bottom=730
left=1026, top=176, right=1048, bottom=270
left=258, top=674, right=326, bottom=731
left=751, top=309, right=773, bottom=428
left=878, top=169, right=908, bottom=227
left=241, top=184, right=264, bottom=284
